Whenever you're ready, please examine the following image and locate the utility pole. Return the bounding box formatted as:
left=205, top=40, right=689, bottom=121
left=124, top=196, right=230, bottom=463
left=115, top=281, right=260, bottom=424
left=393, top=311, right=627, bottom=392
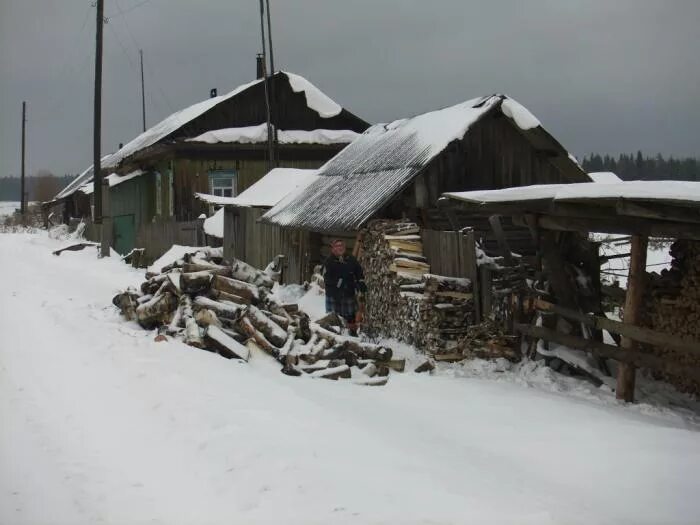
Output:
left=140, top=49, right=146, bottom=132
left=93, top=0, right=109, bottom=256
left=258, top=0, right=274, bottom=171
left=265, top=0, right=279, bottom=166
left=20, top=101, right=26, bottom=215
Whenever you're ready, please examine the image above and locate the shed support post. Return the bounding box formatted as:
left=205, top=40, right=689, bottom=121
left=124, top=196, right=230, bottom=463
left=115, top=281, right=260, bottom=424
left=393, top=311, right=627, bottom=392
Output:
left=616, top=234, right=648, bottom=402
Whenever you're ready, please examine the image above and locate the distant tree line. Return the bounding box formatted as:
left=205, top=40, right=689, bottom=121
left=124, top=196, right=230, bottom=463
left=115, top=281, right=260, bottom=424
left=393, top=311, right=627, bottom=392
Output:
left=581, top=152, right=699, bottom=181
left=0, top=172, right=77, bottom=202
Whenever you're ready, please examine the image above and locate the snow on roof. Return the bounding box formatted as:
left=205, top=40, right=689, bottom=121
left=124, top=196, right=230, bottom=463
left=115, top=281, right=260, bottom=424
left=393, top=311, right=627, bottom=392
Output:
left=103, top=78, right=263, bottom=169
left=588, top=171, right=622, bottom=184
left=285, top=72, right=342, bottom=118
left=187, top=125, right=358, bottom=145
left=103, top=71, right=348, bottom=170
left=54, top=154, right=114, bottom=201
left=79, top=170, right=146, bottom=195
left=444, top=180, right=700, bottom=206
left=261, top=94, right=584, bottom=232
left=203, top=208, right=224, bottom=239
left=200, top=168, right=320, bottom=238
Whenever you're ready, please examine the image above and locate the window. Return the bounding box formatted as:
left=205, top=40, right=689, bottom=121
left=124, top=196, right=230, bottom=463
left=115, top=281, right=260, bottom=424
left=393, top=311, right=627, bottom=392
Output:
left=209, top=170, right=236, bottom=198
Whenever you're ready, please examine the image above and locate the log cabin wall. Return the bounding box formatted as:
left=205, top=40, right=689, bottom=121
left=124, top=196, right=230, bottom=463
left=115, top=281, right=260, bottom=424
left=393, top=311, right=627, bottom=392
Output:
left=171, top=156, right=327, bottom=221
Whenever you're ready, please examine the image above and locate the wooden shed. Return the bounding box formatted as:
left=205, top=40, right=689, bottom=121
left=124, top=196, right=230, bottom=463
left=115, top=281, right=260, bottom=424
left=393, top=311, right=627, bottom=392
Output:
left=260, top=93, right=591, bottom=278
left=441, top=180, right=700, bottom=402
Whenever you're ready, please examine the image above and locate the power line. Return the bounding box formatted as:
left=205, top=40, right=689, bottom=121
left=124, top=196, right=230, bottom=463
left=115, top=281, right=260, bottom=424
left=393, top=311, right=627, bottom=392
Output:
left=106, top=0, right=153, bottom=19
left=110, top=0, right=175, bottom=113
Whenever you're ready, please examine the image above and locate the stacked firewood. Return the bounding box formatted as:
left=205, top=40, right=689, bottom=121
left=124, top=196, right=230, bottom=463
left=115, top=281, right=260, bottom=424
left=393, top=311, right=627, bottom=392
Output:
left=359, top=220, right=477, bottom=354
left=112, top=248, right=397, bottom=385
left=645, top=240, right=700, bottom=393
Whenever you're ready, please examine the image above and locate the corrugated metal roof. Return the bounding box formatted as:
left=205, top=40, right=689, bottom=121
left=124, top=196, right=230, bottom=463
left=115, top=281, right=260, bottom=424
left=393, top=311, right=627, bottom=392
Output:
left=261, top=94, right=575, bottom=232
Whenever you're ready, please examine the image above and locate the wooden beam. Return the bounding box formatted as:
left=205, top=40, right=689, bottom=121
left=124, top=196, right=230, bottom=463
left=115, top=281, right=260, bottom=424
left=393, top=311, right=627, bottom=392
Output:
left=516, top=324, right=700, bottom=384
left=536, top=215, right=700, bottom=240
left=616, top=200, right=700, bottom=224
left=488, top=215, right=514, bottom=265
left=535, top=299, right=700, bottom=356
left=616, top=235, right=647, bottom=402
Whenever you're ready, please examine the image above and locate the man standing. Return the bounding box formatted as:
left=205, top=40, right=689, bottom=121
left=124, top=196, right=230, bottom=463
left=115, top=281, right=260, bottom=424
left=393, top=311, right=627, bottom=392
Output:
left=323, top=239, right=366, bottom=335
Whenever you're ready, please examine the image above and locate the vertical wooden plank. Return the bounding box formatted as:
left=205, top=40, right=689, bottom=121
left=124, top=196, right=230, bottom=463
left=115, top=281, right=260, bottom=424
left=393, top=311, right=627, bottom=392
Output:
left=616, top=235, right=648, bottom=402
left=480, top=265, right=492, bottom=320
left=463, top=228, right=481, bottom=323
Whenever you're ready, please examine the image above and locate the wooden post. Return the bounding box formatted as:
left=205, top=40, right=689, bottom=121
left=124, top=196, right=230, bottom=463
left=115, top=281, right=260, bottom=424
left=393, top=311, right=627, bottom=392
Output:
left=20, top=101, right=26, bottom=216
left=223, top=206, right=235, bottom=262
left=93, top=0, right=104, bottom=223
left=100, top=178, right=111, bottom=257
left=463, top=228, right=481, bottom=323
left=616, top=234, right=648, bottom=402
left=480, top=265, right=492, bottom=321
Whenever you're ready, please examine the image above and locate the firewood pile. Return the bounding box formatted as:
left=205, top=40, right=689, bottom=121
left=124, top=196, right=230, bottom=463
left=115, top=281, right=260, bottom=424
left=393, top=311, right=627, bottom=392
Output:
left=112, top=248, right=397, bottom=385
left=645, top=239, right=700, bottom=393
left=359, top=219, right=477, bottom=354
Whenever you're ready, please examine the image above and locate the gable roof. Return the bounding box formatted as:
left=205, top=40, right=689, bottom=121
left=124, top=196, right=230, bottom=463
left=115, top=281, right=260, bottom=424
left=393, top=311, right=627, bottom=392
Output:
left=52, top=72, right=368, bottom=202
left=261, top=94, right=588, bottom=232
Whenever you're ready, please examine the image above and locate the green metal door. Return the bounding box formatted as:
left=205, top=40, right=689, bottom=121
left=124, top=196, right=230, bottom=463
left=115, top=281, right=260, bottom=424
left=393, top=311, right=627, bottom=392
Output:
left=113, top=214, right=136, bottom=255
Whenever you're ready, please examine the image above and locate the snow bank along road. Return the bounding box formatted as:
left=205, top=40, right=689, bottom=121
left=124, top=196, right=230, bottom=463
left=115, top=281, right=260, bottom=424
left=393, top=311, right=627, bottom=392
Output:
left=1, top=232, right=700, bottom=525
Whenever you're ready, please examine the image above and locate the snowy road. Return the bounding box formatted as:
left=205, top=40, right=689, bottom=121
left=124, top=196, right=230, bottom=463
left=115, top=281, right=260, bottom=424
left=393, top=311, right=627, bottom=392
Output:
left=1, top=232, right=700, bottom=525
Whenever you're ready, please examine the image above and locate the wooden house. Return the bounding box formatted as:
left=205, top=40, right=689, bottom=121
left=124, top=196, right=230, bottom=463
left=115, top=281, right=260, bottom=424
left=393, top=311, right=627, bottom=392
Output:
left=260, top=94, right=592, bottom=278
left=48, top=68, right=368, bottom=257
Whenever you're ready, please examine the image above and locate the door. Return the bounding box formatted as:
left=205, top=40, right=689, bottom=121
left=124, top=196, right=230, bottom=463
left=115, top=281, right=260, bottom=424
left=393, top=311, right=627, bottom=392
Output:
left=113, top=214, right=136, bottom=255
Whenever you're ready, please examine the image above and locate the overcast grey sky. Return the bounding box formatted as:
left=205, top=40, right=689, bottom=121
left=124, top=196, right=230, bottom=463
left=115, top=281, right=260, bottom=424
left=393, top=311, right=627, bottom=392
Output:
left=1, top=0, right=698, bottom=177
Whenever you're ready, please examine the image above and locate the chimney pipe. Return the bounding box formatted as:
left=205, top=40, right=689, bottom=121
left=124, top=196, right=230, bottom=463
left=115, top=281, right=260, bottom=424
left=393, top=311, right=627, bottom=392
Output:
left=256, top=53, right=264, bottom=79
left=210, top=88, right=218, bottom=98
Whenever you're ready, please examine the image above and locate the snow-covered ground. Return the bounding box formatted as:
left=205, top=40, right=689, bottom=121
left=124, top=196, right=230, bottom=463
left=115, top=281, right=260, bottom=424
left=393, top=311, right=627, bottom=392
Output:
left=0, top=201, right=21, bottom=218
left=2, top=231, right=700, bottom=525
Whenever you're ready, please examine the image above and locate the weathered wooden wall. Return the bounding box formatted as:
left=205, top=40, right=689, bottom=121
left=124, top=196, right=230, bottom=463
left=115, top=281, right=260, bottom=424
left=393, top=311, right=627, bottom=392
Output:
left=224, top=206, right=313, bottom=284
left=135, top=218, right=205, bottom=264
left=172, top=157, right=326, bottom=221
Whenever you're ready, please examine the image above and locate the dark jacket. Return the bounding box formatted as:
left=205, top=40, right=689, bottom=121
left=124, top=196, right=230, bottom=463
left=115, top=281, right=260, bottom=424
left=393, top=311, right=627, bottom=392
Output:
left=323, top=254, right=366, bottom=297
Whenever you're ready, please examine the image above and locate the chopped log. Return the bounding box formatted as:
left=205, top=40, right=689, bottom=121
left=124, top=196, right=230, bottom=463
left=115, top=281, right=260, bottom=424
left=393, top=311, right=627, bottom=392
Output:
left=309, top=364, right=351, bottom=380
left=112, top=290, right=139, bottom=320
left=204, top=325, right=250, bottom=361
left=182, top=262, right=232, bottom=277
left=269, top=313, right=290, bottom=331
left=193, top=296, right=245, bottom=320
left=238, top=316, right=279, bottom=357
left=135, top=288, right=177, bottom=329
left=245, top=305, right=287, bottom=347
left=315, top=312, right=344, bottom=330
left=433, top=353, right=466, bottom=362
left=230, top=258, right=275, bottom=288
left=212, top=274, right=259, bottom=302
left=180, top=271, right=214, bottom=295
left=414, top=360, right=435, bottom=373
left=167, top=304, right=184, bottom=333
left=208, top=288, right=250, bottom=305
left=180, top=295, right=203, bottom=348
left=194, top=308, right=221, bottom=328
